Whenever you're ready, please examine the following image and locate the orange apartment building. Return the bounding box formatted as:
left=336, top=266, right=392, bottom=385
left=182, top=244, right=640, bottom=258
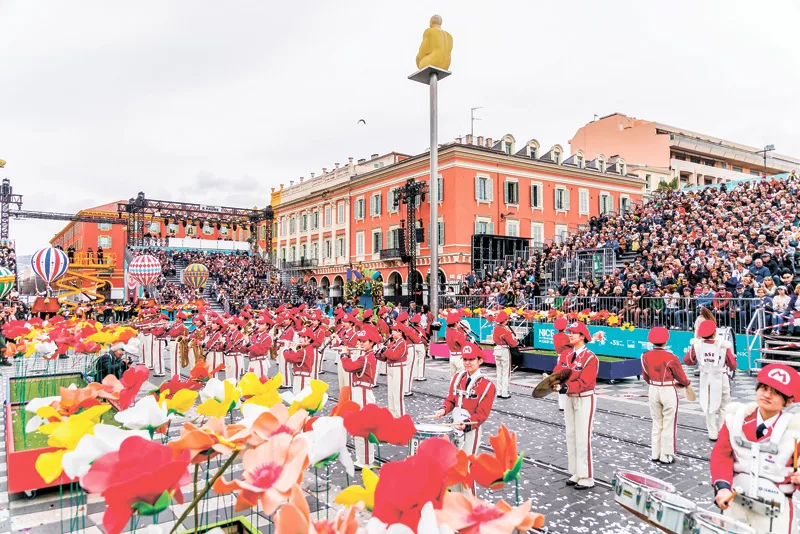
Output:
left=273, top=134, right=644, bottom=298
left=569, top=113, right=800, bottom=192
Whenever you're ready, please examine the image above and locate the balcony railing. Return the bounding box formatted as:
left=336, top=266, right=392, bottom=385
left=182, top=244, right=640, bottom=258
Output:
left=280, top=258, right=318, bottom=270
left=379, top=247, right=404, bottom=260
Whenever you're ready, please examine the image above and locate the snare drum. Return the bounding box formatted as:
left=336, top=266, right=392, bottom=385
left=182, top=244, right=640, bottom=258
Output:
left=690, top=510, right=755, bottom=534
left=646, top=491, right=696, bottom=534
left=408, top=424, right=453, bottom=456
left=612, top=470, right=675, bottom=516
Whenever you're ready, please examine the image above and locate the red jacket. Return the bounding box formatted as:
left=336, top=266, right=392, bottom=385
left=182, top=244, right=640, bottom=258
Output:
left=206, top=330, right=226, bottom=351
left=311, top=326, right=326, bottom=348
left=554, top=346, right=598, bottom=395
left=224, top=330, right=247, bottom=354
left=382, top=338, right=407, bottom=364
left=492, top=324, right=518, bottom=348
left=341, top=350, right=376, bottom=387
left=377, top=318, right=390, bottom=339
left=404, top=324, right=423, bottom=344
left=446, top=327, right=467, bottom=353
left=553, top=332, right=570, bottom=354
left=284, top=345, right=314, bottom=376
left=641, top=348, right=690, bottom=386
left=441, top=371, right=496, bottom=427
left=279, top=326, right=296, bottom=343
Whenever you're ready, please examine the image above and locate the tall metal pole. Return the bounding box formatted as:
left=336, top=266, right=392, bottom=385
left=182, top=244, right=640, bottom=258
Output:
left=429, top=72, right=440, bottom=320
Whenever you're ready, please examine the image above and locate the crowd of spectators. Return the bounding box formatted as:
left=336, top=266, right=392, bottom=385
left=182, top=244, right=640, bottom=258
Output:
left=453, top=172, right=800, bottom=334
left=0, top=240, right=17, bottom=280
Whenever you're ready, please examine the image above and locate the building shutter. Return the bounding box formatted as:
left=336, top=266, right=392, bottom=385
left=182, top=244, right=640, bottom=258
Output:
left=438, top=175, right=444, bottom=202
left=487, top=177, right=494, bottom=202
left=565, top=189, right=571, bottom=211
left=503, top=181, right=509, bottom=204
left=475, top=176, right=480, bottom=200
left=487, top=221, right=494, bottom=234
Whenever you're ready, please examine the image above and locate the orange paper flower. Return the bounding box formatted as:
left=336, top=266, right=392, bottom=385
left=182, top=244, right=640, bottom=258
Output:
left=275, top=485, right=359, bottom=534
left=470, top=425, right=523, bottom=490
left=169, top=417, right=250, bottom=464
left=436, top=492, right=544, bottom=534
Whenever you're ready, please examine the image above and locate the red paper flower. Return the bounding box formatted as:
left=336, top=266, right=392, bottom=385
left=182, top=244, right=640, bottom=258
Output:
left=372, top=451, right=447, bottom=529
left=159, top=374, right=202, bottom=396
left=343, top=403, right=416, bottom=445
left=81, top=437, right=191, bottom=534
left=417, top=437, right=473, bottom=490
left=119, top=365, right=149, bottom=410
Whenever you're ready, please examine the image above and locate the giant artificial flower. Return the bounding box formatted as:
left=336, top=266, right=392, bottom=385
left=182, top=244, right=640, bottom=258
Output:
left=169, top=417, right=249, bottom=464
left=24, top=395, right=61, bottom=433
left=276, top=485, right=359, bottom=534
left=157, top=388, right=198, bottom=416
left=189, top=360, right=224, bottom=383
left=34, top=405, right=112, bottom=483
left=197, top=378, right=241, bottom=417
left=329, top=387, right=360, bottom=418
left=114, top=395, right=170, bottom=434
left=158, top=374, right=202, bottom=396
left=81, top=437, right=191, bottom=534
left=118, top=365, right=150, bottom=410
left=470, top=425, right=523, bottom=490
left=365, top=502, right=454, bottom=534
left=417, top=437, right=472, bottom=490
left=343, top=403, right=416, bottom=445
left=302, top=416, right=354, bottom=476
left=243, top=403, right=307, bottom=447
left=212, top=433, right=309, bottom=514
left=56, top=385, right=102, bottom=415
left=435, top=492, right=544, bottom=533
left=335, top=466, right=378, bottom=510
left=62, top=425, right=149, bottom=479
left=282, top=380, right=329, bottom=415
left=239, top=372, right=282, bottom=399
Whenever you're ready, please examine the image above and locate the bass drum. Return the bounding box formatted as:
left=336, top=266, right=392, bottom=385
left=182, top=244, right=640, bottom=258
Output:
left=716, top=326, right=735, bottom=355
left=690, top=510, right=755, bottom=534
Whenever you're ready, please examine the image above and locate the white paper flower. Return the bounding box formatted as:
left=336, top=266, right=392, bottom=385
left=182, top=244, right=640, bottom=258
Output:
left=114, top=394, right=170, bottom=431
left=199, top=377, right=237, bottom=402
left=280, top=384, right=328, bottom=409
left=239, top=403, right=271, bottom=428
left=365, top=502, right=454, bottom=534
left=34, top=341, right=58, bottom=357
left=62, top=425, right=149, bottom=479
left=302, top=416, right=354, bottom=477
left=24, top=395, right=61, bottom=433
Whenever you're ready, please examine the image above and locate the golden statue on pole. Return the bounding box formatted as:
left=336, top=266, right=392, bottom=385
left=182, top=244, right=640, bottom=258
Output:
left=415, top=14, right=453, bottom=70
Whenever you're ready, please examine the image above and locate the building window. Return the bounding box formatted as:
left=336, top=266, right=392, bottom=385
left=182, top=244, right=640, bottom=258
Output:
left=324, top=239, right=332, bottom=258
left=388, top=188, right=398, bottom=213
left=289, top=217, right=297, bottom=235
left=311, top=211, right=319, bottom=230
left=620, top=196, right=632, bottom=215
left=372, top=230, right=382, bottom=253
left=554, top=187, right=570, bottom=211
left=598, top=158, right=606, bottom=172
left=337, top=203, right=345, bottom=224
left=300, top=244, right=307, bottom=259
left=186, top=225, right=196, bottom=236
left=437, top=220, right=444, bottom=246
left=719, top=162, right=728, bottom=170
left=553, top=151, right=561, bottom=165
left=387, top=227, right=403, bottom=249
left=690, top=156, right=701, bottom=164
left=474, top=175, right=493, bottom=202
left=530, top=182, right=543, bottom=208
left=530, top=146, right=538, bottom=159
left=311, top=242, right=319, bottom=259
left=506, top=220, right=519, bottom=237
left=750, top=170, right=761, bottom=176
left=599, top=193, right=613, bottom=215
left=733, top=166, right=743, bottom=173
left=555, top=225, right=568, bottom=244
left=576, top=154, right=584, bottom=168
left=474, top=219, right=494, bottom=235
left=290, top=246, right=296, bottom=261
left=429, top=175, right=444, bottom=203
left=167, top=222, right=178, bottom=234
left=324, top=206, right=332, bottom=227
left=148, top=222, right=160, bottom=234
left=703, top=159, right=715, bottom=167
left=579, top=189, right=589, bottom=215
left=370, top=193, right=382, bottom=216
left=280, top=219, right=286, bottom=236
left=203, top=224, right=213, bottom=235
left=620, top=162, right=627, bottom=175
left=504, top=142, right=512, bottom=154
left=356, top=232, right=364, bottom=255
left=300, top=214, right=308, bottom=232
left=336, top=237, right=345, bottom=257
left=98, top=222, right=112, bottom=231
left=531, top=222, right=544, bottom=245
left=503, top=180, right=519, bottom=205
left=98, top=236, right=112, bottom=248
left=354, top=198, right=365, bottom=220
left=219, top=226, right=228, bottom=236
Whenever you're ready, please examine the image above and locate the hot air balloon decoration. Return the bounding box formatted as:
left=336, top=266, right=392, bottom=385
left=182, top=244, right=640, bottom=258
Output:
left=183, top=263, right=209, bottom=289
left=0, top=266, right=16, bottom=300
left=128, top=254, right=161, bottom=287
left=31, top=247, right=69, bottom=293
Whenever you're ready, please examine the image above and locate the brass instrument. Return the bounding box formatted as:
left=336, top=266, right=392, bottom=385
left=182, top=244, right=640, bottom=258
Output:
left=176, top=335, right=191, bottom=368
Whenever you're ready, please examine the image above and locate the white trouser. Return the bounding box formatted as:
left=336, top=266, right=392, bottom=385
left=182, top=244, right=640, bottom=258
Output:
left=169, top=341, right=180, bottom=376
left=648, top=385, right=679, bottom=460
left=452, top=426, right=482, bottom=495
left=248, top=357, right=270, bottom=378
left=494, top=346, right=511, bottom=396
left=151, top=338, right=165, bottom=376
left=413, top=343, right=426, bottom=380
left=335, top=350, right=351, bottom=390
left=558, top=393, right=566, bottom=410
left=224, top=352, right=244, bottom=380
left=313, top=348, right=324, bottom=379
left=376, top=359, right=387, bottom=377
left=564, top=394, right=596, bottom=481
left=277, top=347, right=292, bottom=387
left=387, top=364, right=406, bottom=417
left=293, top=373, right=309, bottom=396
left=706, top=375, right=731, bottom=440
left=351, top=384, right=376, bottom=467
left=141, top=334, right=152, bottom=369
left=725, top=493, right=796, bottom=534
left=449, top=352, right=464, bottom=377
left=404, top=346, right=416, bottom=393
left=207, top=351, right=222, bottom=376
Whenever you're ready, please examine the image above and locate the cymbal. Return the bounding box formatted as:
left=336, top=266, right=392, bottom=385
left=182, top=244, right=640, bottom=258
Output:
left=533, top=368, right=571, bottom=399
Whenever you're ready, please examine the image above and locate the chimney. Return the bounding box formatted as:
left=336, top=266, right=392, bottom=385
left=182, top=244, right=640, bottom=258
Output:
left=371, top=153, right=379, bottom=159
left=348, top=157, right=353, bottom=164
left=322, top=168, right=327, bottom=174
left=289, top=180, right=294, bottom=186
left=465, top=134, right=473, bottom=145
left=455, top=136, right=462, bottom=144
left=358, top=158, right=366, bottom=164
left=486, top=137, right=493, bottom=148
left=310, top=172, right=315, bottom=179
left=334, top=162, right=340, bottom=169
left=477, top=136, right=484, bottom=146
left=299, top=176, right=304, bottom=183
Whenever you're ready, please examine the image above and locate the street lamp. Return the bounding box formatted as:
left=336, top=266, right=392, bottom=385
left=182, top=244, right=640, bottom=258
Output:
left=757, top=144, right=775, bottom=178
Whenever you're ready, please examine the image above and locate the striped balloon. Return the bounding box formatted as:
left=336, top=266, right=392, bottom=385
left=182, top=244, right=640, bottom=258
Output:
left=183, top=263, right=209, bottom=289
left=0, top=266, right=15, bottom=299
left=129, top=254, right=162, bottom=286
left=31, top=247, right=69, bottom=286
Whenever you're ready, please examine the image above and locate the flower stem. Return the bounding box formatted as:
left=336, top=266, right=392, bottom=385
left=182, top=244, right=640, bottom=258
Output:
left=169, top=450, right=240, bottom=534
left=193, top=464, right=199, bottom=532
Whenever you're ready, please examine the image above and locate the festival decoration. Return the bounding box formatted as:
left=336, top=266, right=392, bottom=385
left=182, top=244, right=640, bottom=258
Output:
left=183, top=262, right=209, bottom=289
left=276, top=485, right=360, bottom=534
left=31, top=246, right=69, bottom=289
left=435, top=492, right=544, bottom=532
left=342, top=403, right=417, bottom=445
left=335, top=467, right=379, bottom=510
left=128, top=254, right=161, bottom=287
left=114, top=395, right=171, bottom=436
left=61, top=425, right=150, bottom=480
left=0, top=266, right=16, bottom=299
left=169, top=417, right=250, bottom=464
left=197, top=378, right=242, bottom=417
left=302, top=415, right=354, bottom=476
left=248, top=403, right=307, bottom=446
left=470, top=424, right=524, bottom=491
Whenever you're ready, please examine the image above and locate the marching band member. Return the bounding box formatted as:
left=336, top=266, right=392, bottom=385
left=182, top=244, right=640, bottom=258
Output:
left=684, top=320, right=737, bottom=441
left=434, top=342, right=496, bottom=492
left=189, top=314, right=206, bottom=369
left=410, top=313, right=428, bottom=384
left=711, top=363, right=800, bottom=533
left=276, top=313, right=298, bottom=389
left=223, top=318, right=247, bottom=379
left=445, top=312, right=467, bottom=377
left=168, top=312, right=189, bottom=377
left=553, top=317, right=571, bottom=411
left=401, top=313, right=422, bottom=396
left=381, top=323, right=409, bottom=417
left=138, top=308, right=154, bottom=370
left=553, top=321, right=598, bottom=490
left=247, top=315, right=273, bottom=378
left=308, top=310, right=327, bottom=379
left=284, top=327, right=316, bottom=394
left=204, top=318, right=226, bottom=376
left=364, top=309, right=386, bottom=381
left=641, top=326, right=691, bottom=464
left=336, top=312, right=359, bottom=389
left=341, top=325, right=379, bottom=470
left=492, top=311, right=518, bottom=399
left=150, top=313, right=169, bottom=377
left=376, top=307, right=391, bottom=340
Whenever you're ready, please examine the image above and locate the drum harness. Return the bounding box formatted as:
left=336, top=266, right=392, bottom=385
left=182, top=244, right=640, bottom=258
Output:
left=452, top=371, right=488, bottom=437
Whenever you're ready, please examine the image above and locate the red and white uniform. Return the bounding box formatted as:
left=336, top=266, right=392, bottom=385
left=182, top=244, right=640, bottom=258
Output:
left=150, top=325, right=168, bottom=377
left=382, top=337, right=408, bottom=417
left=223, top=329, right=247, bottom=379
left=641, top=348, right=690, bottom=461
left=336, top=327, right=358, bottom=389
left=137, top=317, right=154, bottom=369
left=553, top=330, right=570, bottom=410
left=284, top=345, right=314, bottom=395
left=685, top=339, right=737, bottom=440
left=341, top=349, right=377, bottom=468
left=411, top=324, right=427, bottom=382
left=440, top=369, right=496, bottom=464
left=492, top=323, right=518, bottom=397
left=711, top=403, right=800, bottom=533
left=310, top=325, right=326, bottom=380
left=554, top=346, right=598, bottom=484
left=277, top=325, right=296, bottom=388
left=247, top=330, right=272, bottom=378
left=404, top=324, right=423, bottom=393
left=205, top=329, right=226, bottom=374
left=445, top=327, right=467, bottom=376
left=168, top=322, right=189, bottom=377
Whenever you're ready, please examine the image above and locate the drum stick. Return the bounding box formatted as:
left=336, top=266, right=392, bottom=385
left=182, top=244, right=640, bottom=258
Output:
left=724, top=490, right=739, bottom=506
left=437, top=421, right=479, bottom=428
left=794, top=439, right=798, bottom=471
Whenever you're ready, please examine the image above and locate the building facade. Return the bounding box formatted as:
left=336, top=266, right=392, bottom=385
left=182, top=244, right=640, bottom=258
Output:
left=569, top=113, right=800, bottom=191
left=273, top=134, right=644, bottom=298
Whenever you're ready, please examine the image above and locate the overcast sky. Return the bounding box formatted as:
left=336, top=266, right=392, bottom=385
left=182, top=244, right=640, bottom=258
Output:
left=2, top=0, right=799, bottom=256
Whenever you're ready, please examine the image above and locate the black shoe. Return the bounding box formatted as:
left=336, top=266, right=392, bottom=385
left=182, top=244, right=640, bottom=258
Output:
left=404, top=392, right=413, bottom=397
left=565, top=479, right=577, bottom=486
left=498, top=395, right=512, bottom=399
left=414, top=378, right=428, bottom=382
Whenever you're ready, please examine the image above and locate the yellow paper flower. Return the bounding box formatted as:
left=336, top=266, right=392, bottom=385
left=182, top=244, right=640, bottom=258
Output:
left=288, top=380, right=328, bottom=416
left=334, top=467, right=378, bottom=510
left=239, top=372, right=282, bottom=398
left=197, top=379, right=241, bottom=417
left=158, top=389, right=199, bottom=416
left=242, top=390, right=282, bottom=408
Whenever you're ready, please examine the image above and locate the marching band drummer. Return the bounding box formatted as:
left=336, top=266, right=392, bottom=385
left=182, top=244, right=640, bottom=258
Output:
left=711, top=363, right=800, bottom=533
left=684, top=319, right=737, bottom=441
left=552, top=321, right=598, bottom=490
left=284, top=327, right=317, bottom=395
left=434, top=342, right=496, bottom=492
left=492, top=311, right=518, bottom=399
left=445, top=312, right=468, bottom=377
left=641, top=326, right=691, bottom=465
left=553, top=317, right=571, bottom=411
left=168, top=312, right=189, bottom=377
left=381, top=322, right=409, bottom=417
left=341, top=325, right=380, bottom=470
left=246, top=315, right=273, bottom=378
